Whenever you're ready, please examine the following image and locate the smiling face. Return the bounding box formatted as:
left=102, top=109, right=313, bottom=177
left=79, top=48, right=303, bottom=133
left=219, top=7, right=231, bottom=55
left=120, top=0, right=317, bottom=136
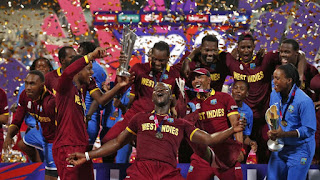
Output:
left=232, top=81, right=249, bottom=102
left=273, top=68, right=292, bottom=93
left=77, top=62, right=94, bottom=85
left=238, top=40, right=254, bottom=63
left=200, top=41, right=219, bottom=64
left=191, top=74, right=211, bottom=90
left=152, top=82, right=171, bottom=107
left=25, top=74, right=44, bottom=100
left=150, top=49, right=169, bottom=72
left=279, top=43, right=298, bottom=65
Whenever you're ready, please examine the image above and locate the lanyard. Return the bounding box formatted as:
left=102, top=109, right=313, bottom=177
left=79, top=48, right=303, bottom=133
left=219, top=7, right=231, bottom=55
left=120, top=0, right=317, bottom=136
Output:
left=153, top=113, right=169, bottom=133
left=184, top=86, right=212, bottom=93
left=153, top=67, right=166, bottom=86
left=279, top=86, right=297, bottom=122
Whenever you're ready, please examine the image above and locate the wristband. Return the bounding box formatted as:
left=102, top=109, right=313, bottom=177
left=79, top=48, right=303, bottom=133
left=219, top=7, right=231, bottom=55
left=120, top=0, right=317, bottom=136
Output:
left=241, top=148, right=246, bottom=156
left=85, top=152, right=90, bottom=161
left=186, top=57, right=192, bottom=62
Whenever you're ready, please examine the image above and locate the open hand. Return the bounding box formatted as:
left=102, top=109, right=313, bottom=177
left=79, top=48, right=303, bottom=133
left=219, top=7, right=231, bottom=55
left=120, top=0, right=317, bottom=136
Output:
left=66, top=152, right=87, bottom=166
left=89, top=47, right=111, bottom=59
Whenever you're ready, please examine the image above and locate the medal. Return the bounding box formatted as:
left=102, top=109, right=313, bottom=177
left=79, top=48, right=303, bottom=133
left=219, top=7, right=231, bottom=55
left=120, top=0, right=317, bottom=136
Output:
left=281, top=120, right=287, bottom=127
left=155, top=132, right=163, bottom=139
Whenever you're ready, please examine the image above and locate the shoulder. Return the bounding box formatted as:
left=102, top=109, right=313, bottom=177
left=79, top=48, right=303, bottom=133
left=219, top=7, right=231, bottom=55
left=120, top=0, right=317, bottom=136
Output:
left=296, top=88, right=313, bottom=104
left=0, top=88, right=5, bottom=95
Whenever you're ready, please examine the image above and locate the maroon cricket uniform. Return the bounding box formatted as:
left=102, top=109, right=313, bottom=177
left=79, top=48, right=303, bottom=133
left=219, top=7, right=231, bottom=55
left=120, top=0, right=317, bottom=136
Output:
left=300, top=63, right=319, bottom=99
left=126, top=111, right=198, bottom=179
left=45, top=67, right=62, bottom=95
left=102, top=62, right=181, bottom=143
left=11, top=90, right=56, bottom=143
left=0, top=88, right=8, bottom=160
left=52, top=56, right=99, bottom=180
left=185, top=51, right=231, bottom=92
left=186, top=89, right=242, bottom=180
left=226, top=51, right=280, bottom=163
left=310, top=74, right=320, bottom=163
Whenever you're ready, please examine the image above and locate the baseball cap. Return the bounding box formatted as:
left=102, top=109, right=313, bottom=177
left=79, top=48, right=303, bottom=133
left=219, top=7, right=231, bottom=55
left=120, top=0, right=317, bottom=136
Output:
left=192, top=68, right=210, bottom=77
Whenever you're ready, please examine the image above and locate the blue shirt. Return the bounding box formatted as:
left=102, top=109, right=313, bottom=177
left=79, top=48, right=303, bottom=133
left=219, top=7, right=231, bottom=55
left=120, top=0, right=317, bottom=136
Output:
left=269, top=84, right=316, bottom=146
left=102, top=87, right=131, bottom=128
left=238, top=102, right=253, bottom=136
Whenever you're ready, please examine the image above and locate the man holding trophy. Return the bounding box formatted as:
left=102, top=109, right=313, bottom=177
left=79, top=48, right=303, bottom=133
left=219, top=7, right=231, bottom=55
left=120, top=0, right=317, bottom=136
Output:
left=267, top=64, right=316, bottom=180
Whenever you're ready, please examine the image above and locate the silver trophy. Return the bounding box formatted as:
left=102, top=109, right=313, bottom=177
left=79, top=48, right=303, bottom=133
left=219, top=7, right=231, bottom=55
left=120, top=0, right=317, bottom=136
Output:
left=116, top=26, right=137, bottom=77
left=265, top=105, right=284, bottom=152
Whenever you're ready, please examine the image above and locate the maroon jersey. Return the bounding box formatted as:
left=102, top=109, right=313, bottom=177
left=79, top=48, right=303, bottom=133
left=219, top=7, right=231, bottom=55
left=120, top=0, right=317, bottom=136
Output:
left=0, top=88, right=8, bottom=143
left=226, top=51, right=280, bottom=120
left=186, top=51, right=231, bottom=91
left=301, top=63, right=319, bottom=99
left=11, top=90, right=56, bottom=143
left=45, top=67, right=62, bottom=95
left=310, top=74, right=320, bottom=161
left=129, top=62, right=180, bottom=113
left=187, top=90, right=241, bottom=168
left=189, top=90, right=239, bottom=134
left=126, top=112, right=198, bottom=167
left=53, top=57, right=100, bottom=148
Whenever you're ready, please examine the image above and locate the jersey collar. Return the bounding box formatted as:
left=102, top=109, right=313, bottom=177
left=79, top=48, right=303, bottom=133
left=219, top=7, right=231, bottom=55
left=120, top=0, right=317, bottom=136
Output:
left=197, top=88, right=215, bottom=100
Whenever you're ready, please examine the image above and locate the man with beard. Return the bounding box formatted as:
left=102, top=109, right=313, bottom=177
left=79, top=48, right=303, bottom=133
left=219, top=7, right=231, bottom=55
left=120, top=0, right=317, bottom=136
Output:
left=225, top=33, right=306, bottom=163
left=101, top=41, right=182, bottom=143
left=52, top=48, right=132, bottom=180
left=4, top=70, right=57, bottom=180
left=66, top=82, right=245, bottom=180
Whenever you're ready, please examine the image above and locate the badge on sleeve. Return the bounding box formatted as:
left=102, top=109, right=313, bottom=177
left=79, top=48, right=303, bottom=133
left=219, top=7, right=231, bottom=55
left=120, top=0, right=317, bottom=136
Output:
left=210, top=99, right=217, bottom=105
left=300, top=158, right=307, bottom=165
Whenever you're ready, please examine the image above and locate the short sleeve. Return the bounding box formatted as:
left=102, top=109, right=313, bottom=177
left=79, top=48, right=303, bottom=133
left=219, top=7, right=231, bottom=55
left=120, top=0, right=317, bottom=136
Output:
left=88, top=78, right=101, bottom=95
left=181, top=118, right=198, bottom=141
left=224, top=94, right=238, bottom=117
left=127, top=112, right=142, bottom=135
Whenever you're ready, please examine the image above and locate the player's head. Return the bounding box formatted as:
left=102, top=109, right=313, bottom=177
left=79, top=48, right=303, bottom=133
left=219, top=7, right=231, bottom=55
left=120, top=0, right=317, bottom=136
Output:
left=279, top=39, right=299, bottom=66
left=191, top=68, right=211, bottom=90
left=200, top=35, right=219, bottom=64
left=70, top=55, right=94, bottom=85
left=152, top=82, right=172, bottom=107
left=273, top=64, right=300, bottom=93
left=150, top=41, right=170, bottom=72
left=58, top=46, right=77, bottom=70
left=232, top=80, right=249, bottom=102
left=30, top=57, right=54, bottom=75
left=25, top=70, right=45, bottom=100
left=78, top=42, right=97, bottom=55
left=237, top=32, right=255, bottom=63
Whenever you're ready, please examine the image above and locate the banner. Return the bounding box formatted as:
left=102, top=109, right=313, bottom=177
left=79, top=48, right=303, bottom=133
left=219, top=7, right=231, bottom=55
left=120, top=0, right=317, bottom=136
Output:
left=1, top=163, right=320, bottom=180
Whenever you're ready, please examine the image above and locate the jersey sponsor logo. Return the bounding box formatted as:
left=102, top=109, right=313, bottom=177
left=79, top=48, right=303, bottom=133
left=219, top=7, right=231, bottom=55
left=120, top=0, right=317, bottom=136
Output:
left=29, top=112, right=51, bottom=122
left=288, top=105, right=294, bottom=113
left=199, top=108, right=225, bottom=120
left=196, top=103, right=201, bottom=109
left=27, top=101, right=32, bottom=109
left=141, top=123, right=179, bottom=136
left=210, top=73, right=220, bottom=81
left=300, top=158, right=307, bottom=165
left=239, top=64, right=244, bottom=70
left=141, top=77, right=172, bottom=89
left=233, top=71, right=264, bottom=83
left=210, top=99, right=217, bottom=105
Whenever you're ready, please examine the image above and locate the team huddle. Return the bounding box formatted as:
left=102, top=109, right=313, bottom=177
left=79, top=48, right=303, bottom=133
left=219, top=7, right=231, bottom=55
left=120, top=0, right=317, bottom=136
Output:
left=0, top=32, right=318, bottom=180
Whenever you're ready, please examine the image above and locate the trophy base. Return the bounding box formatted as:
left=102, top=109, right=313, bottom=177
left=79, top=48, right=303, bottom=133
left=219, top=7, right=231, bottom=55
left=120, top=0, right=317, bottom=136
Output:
left=116, top=70, right=131, bottom=77
left=267, top=139, right=284, bottom=152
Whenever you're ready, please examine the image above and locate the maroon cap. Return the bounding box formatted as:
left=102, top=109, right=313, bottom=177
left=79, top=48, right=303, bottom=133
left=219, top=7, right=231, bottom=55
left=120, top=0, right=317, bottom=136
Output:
left=192, top=68, right=210, bottom=77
